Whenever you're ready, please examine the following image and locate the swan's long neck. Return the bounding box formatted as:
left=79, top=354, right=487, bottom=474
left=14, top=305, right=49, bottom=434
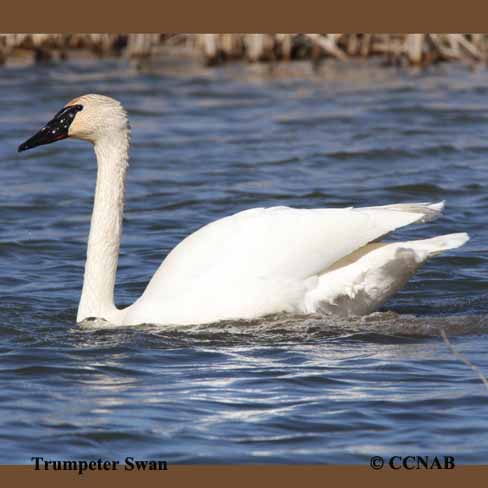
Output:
left=77, top=131, right=129, bottom=323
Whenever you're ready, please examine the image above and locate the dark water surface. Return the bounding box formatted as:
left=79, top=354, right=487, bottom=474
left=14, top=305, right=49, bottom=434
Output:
left=1, top=58, right=488, bottom=464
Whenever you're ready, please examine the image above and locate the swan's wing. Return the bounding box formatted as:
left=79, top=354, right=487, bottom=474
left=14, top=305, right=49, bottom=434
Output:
left=139, top=202, right=443, bottom=306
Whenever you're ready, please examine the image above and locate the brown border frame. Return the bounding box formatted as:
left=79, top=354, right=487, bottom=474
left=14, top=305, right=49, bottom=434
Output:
left=1, top=465, right=488, bottom=486
left=1, top=0, right=488, bottom=32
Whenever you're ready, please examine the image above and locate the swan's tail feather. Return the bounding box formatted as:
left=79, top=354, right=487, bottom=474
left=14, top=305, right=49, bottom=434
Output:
left=306, top=231, right=469, bottom=316
left=409, top=232, right=470, bottom=257
left=362, top=201, right=446, bottom=224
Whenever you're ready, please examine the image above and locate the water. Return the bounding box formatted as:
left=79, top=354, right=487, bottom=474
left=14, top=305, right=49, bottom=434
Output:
left=1, top=57, right=488, bottom=464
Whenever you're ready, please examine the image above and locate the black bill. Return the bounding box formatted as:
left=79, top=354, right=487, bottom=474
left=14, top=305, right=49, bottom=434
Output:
left=18, top=104, right=83, bottom=152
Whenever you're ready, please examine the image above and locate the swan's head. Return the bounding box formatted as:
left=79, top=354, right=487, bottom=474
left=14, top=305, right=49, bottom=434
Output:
left=18, top=94, right=128, bottom=152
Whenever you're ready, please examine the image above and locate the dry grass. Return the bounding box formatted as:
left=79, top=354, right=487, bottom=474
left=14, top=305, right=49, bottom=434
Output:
left=440, top=329, right=488, bottom=392
left=1, top=33, right=488, bottom=67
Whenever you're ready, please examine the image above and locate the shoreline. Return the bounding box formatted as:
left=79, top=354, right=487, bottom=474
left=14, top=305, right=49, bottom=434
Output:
left=1, top=34, right=487, bottom=69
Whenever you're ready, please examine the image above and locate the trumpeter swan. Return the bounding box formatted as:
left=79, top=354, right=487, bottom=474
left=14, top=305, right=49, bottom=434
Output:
left=18, top=94, right=469, bottom=326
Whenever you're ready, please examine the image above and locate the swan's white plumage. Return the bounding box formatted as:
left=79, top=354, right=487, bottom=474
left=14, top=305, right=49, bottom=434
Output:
left=122, top=202, right=468, bottom=325
left=25, top=94, right=469, bottom=327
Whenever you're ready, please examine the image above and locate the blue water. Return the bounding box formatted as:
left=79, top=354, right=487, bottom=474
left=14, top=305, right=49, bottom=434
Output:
left=1, top=57, right=488, bottom=464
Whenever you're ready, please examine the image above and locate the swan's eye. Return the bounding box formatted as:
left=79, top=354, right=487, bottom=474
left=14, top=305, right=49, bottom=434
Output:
left=75, top=105, right=83, bottom=112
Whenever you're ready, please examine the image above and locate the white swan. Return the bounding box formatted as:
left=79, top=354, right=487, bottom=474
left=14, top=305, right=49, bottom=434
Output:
left=18, top=94, right=469, bottom=326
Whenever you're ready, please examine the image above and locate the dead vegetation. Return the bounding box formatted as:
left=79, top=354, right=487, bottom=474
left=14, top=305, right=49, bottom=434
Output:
left=1, top=33, right=488, bottom=67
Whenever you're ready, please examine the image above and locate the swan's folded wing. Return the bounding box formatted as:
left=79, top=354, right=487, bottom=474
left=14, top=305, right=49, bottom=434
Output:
left=141, top=203, right=442, bottom=302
